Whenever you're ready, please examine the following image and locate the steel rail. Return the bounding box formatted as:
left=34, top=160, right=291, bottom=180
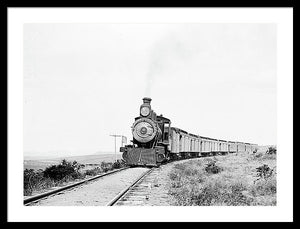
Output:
left=24, top=167, right=129, bottom=205
left=106, top=168, right=154, bottom=206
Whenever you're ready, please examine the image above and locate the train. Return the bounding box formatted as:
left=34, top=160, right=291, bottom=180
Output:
left=120, top=97, right=257, bottom=167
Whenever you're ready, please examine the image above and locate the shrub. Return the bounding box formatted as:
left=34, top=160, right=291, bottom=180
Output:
left=24, top=168, right=54, bottom=196
left=43, top=159, right=83, bottom=181
left=266, top=146, right=277, bottom=155
left=205, top=161, right=222, bottom=174
left=100, top=161, right=113, bottom=172
left=84, top=167, right=101, bottom=176
left=255, top=164, right=274, bottom=180
left=24, top=169, right=36, bottom=195
left=252, top=164, right=276, bottom=198
left=112, top=159, right=126, bottom=169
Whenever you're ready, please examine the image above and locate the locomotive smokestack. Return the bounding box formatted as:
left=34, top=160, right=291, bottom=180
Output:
left=143, top=97, right=152, bottom=105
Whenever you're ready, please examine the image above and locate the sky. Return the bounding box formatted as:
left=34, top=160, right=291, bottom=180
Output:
left=23, top=23, right=277, bottom=157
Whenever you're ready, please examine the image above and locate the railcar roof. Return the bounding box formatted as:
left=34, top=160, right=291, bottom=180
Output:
left=189, top=133, right=199, bottom=138
left=236, top=141, right=246, bottom=144
left=171, top=127, right=188, bottom=134
left=198, top=136, right=217, bottom=141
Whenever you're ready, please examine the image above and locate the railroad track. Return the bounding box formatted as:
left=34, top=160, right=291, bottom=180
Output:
left=24, top=167, right=129, bottom=206
left=106, top=167, right=154, bottom=206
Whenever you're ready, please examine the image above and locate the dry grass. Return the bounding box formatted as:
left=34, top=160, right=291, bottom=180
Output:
left=168, top=149, right=276, bottom=206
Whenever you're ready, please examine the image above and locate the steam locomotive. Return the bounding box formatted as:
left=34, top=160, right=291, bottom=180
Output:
left=120, top=98, right=257, bottom=167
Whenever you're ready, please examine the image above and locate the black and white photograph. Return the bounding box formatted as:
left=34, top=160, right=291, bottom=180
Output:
left=7, top=7, right=293, bottom=222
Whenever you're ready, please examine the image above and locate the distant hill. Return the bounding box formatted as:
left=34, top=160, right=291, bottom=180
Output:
left=24, top=153, right=123, bottom=171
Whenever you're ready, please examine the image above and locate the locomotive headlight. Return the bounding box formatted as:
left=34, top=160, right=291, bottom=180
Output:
left=140, top=106, right=150, bottom=116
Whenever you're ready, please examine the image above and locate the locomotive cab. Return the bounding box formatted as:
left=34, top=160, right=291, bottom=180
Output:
left=156, top=115, right=171, bottom=155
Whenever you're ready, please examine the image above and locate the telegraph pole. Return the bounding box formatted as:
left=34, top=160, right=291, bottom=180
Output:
left=110, top=134, right=126, bottom=162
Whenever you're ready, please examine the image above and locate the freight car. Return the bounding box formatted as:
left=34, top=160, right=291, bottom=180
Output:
left=120, top=98, right=257, bottom=167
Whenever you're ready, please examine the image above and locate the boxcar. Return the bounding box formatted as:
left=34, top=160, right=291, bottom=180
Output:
left=228, top=141, right=237, bottom=153
left=170, top=127, right=180, bottom=154
left=237, top=142, right=246, bottom=153
left=200, top=136, right=210, bottom=154
left=219, top=139, right=229, bottom=154
left=245, top=143, right=252, bottom=153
